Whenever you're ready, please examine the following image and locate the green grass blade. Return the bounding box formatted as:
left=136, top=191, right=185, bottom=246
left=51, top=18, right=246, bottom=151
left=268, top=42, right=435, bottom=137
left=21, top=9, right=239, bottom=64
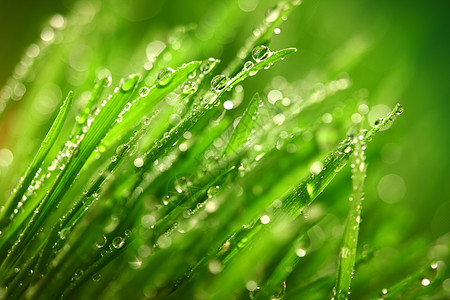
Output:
left=72, top=75, right=110, bottom=137
left=103, top=61, right=202, bottom=145
left=224, top=0, right=301, bottom=76
left=141, top=47, right=296, bottom=166
left=223, top=92, right=261, bottom=156
left=333, top=130, right=367, bottom=300
left=0, top=91, right=73, bottom=229
left=0, top=75, right=140, bottom=271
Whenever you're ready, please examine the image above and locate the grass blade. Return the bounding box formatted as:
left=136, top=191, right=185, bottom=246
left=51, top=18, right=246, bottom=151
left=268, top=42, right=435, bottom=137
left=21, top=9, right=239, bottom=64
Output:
left=333, top=130, right=367, bottom=300
left=223, top=92, right=262, bottom=156
left=0, top=91, right=73, bottom=229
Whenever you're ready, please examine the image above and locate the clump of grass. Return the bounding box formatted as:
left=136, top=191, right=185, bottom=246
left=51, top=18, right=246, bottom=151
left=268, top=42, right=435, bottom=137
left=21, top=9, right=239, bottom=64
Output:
left=0, top=0, right=448, bottom=299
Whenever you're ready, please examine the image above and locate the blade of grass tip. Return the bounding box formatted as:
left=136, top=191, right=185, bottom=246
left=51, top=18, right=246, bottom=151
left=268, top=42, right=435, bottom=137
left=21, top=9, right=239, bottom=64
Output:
left=140, top=47, right=296, bottom=167
left=224, top=0, right=302, bottom=76
left=277, top=103, right=403, bottom=221
left=333, top=129, right=367, bottom=300
left=223, top=92, right=262, bottom=156
left=0, top=75, right=140, bottom=272
left=278, top=135, right=354, bottom=219
left=0, top=91, right=73, bottom=230
left=364, top=103, right=404, bottom=142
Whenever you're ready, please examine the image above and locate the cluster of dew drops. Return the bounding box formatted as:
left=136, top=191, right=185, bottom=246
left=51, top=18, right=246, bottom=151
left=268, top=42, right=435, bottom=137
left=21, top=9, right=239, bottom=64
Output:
left=210, top=45, right=273, bottom=93
left=150, top=44, right=273, bottom=97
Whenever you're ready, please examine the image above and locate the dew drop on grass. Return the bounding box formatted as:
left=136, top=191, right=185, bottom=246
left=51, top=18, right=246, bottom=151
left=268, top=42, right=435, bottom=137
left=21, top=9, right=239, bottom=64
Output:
left=156, top=67, right=174, bottom=86
left=207, top=185, right=220, bottom=198
left=381, top=288, right=388, bottom=295
left=374, top=118, right=383, bottom=126
left=252, top=45, right=271, bottom=62
left=139, top=86, right=150, bottom=97
left=121, top=75, right=139, bottom=92
left=104, top=75, right=112, bottom=87
left=200, top=58, right=217, bottom=74
left=271, top=281, right=286, bottom=300
left=265, top=7, right=280, bottom=23
left=59, top=228, right=70, bottom=240
left=181, top=81, right=197, bottom=94
left=244, top=61, right=254, bottom=70
left=96, top=235, right=107, bottom=248
left=211, top=75, right=229, bottom=92
left=341, top=247, right=350, bottom=258
left=112, top=236, right=125, bottom=249
left=92, top=273, right=101, bottom=282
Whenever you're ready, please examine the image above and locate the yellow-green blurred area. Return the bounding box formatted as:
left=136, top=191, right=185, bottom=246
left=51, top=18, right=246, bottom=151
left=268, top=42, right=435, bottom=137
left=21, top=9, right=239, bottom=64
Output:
left=0, top=0, right=449, bottom=296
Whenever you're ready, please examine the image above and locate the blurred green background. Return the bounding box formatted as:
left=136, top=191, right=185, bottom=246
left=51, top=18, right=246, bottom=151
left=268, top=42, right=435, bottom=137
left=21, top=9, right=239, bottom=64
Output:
left=0, top=0, right=449, bottom=296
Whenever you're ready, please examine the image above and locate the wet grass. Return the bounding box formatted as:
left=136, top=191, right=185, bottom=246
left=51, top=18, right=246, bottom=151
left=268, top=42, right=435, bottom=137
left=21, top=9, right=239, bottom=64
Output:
left=0, top=0, right=449, bottom=299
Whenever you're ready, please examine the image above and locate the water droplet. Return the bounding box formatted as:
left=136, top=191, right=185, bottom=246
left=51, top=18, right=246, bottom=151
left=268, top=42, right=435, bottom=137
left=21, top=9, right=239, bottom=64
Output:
left=112, top=236, right=125, bottom=249
left=156, top=67, right=174, bottom=86
left=139, top=86, right=150, bottom=97
left=265, top=7, right=280, bottom=23
left=92, top=273, right=101, bottom=282
left=381, top=288, right=388, bottom=295
left=96, top=235, right=107, bottom=248
left=104, top=76, right=112, bottom=87
left=181, top=81, right=197, bottom=94
left=252, top=45, right=271, bottom=62
left=394, top=103, right=403, bottom=115
left=374, top=118, right=384, bottom=126
left=244, top=61, right=254, bottom=70
left=200, top=58, right=217, bottom=74
left=188, top=70, right=196, bottom=79
left=211, top=75, right=229, bottom=92
left=121, top=75, right=139, bottom=92
left=271, top=281, right=286, bottom=300
left=207, top=185, right=220, bottom=198
left=59, top=228, right=70, bottom=240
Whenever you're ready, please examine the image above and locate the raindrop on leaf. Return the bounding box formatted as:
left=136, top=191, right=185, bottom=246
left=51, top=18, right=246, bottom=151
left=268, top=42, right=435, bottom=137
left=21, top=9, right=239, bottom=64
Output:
left=211, top=75, right=229, bottom=92
left=181, top=81, right=197, bottom=94
left=139, top=86, right=150, bottom=97
left=112, top=236, right=125, bottom=249
left=252, top=45, right=271, bottom=62
left=156, top=67, right=174, bottom=86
